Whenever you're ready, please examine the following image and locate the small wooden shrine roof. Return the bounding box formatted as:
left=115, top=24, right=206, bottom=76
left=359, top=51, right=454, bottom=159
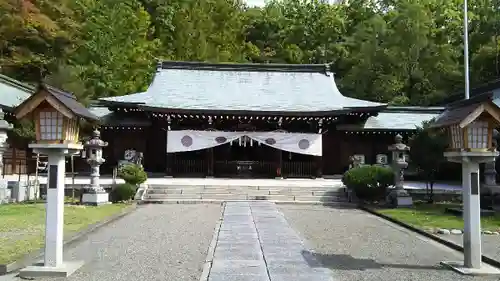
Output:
left=100, top=61, right=385, bottom=114
left=15, top=84, right=98, bottom=121
left=430, top=92, right=500, bottom=128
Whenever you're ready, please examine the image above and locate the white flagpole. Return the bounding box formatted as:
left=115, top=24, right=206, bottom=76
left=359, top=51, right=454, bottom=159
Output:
left=463, top=0, right=470, bottom=100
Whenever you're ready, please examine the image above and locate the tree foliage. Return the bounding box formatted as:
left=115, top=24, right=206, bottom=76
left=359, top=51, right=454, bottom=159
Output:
left=2, top=0, right=500, bottom=104
left=409, top=120, right=448, bottom=202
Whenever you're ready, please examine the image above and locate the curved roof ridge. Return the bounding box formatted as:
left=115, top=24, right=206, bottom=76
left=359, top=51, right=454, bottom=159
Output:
left=159, top=60, right=331, bottom=74
left=328, top=74, right=385, bottom=108
left=0, top=74, right=36, bottom=93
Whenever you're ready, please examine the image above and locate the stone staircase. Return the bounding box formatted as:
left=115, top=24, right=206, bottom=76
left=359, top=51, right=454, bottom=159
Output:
left=140, top=184, right=347, bottom=204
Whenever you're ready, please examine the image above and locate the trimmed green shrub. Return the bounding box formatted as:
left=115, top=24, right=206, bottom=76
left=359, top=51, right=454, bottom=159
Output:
left=110, top=183, right=136, bottom=202
left=118, top=164, right=147, bottom=185
left=342, top=165, right=394, bottom=201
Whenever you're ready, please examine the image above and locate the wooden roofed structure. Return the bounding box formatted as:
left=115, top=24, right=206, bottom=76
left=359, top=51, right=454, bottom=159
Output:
left=92, top=61, right=442, bottom=178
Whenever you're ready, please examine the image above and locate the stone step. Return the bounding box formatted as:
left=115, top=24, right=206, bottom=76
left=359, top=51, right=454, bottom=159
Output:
left=140, top=199, right=351, bottom=205
left=145, top=190, right=345, bottom=197
left=144, top=192, right=344, bottom=201
left=147, top=186, right=344, bottom=192
left=294, top=195, right=346, bottom=202
left=145, top=193, right=203, bottom=200
left=200, top=194, right=249, bottom=200
left=147, top=185, right=344, bottom=191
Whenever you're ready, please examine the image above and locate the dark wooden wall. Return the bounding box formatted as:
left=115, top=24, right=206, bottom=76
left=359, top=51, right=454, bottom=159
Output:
left=100, top=129, right=148, bottom=174
left=322, top=131, right=410, bottom=175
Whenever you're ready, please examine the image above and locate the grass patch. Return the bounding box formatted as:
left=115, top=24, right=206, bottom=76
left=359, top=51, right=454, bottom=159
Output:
left=377, top=202, right=500, bottom=232
left=0, top=203, right=130, bottom=264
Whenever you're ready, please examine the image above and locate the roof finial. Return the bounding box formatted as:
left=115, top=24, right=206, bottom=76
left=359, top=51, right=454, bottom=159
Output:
left=324, top=63, right=334, bottom=76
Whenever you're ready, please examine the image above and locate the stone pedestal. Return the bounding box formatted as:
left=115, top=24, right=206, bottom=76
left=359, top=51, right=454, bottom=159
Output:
left=12, top=181, right=26, bottom=202
left=387, top=188, right=413, bottom=207
left=0, top=179, right=9, bottom=204
left=81, top=164, right=109, bottom=205
left=134, top=183, right=148, bottom=200
left=82, top=192, right=109, bottom=206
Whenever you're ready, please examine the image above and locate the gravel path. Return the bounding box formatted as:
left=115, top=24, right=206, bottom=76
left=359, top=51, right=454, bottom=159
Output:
left=23, top=204, right=222, bottom=281
left=438, top=234, right=500, bottom=263
left=280, top=205, right=500, bottom=281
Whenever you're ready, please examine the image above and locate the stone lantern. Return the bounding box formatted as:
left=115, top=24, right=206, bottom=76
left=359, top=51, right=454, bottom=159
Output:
left=81, top=128, right=109, bottom=205
left=386, top=134, right=413, bottom=207
left=430, top=94, right=500, bottom=275
left=0, top=109, right=13, bottom=204
left=483, top=129, right=499, bottom=192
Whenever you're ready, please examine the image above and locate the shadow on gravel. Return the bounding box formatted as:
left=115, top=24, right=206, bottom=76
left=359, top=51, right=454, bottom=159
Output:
left=302, top=250, right=447, bottom=271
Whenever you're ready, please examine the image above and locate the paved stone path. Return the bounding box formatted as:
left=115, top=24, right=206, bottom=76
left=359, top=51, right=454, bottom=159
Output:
left=209, top=201, right=333, bottom=281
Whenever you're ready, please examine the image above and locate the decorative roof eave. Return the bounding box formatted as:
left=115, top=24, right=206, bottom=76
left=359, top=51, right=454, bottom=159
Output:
left=384, top=106, right=445, bottom=113
left=98, top=99, right=144, bottom=108
left=98, top=99, right=387, bottom=116
left=136, top=104, right=386, bottom=117
left=0, top=104, right=14, bottom=112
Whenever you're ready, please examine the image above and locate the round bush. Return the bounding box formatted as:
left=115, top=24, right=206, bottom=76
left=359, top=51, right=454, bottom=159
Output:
left=118, top=164, right=147, bottom=185
left=110, top=183, right=137, bottom=202
left=342, top=165, right=394, bottom=201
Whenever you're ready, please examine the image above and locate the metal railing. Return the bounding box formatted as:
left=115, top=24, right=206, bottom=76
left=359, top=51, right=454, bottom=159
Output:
left=171, top=159, right=207, bottom=177
left=214, top=160, right=276, bottom=178
left=282, top=161, right=315, bottom=178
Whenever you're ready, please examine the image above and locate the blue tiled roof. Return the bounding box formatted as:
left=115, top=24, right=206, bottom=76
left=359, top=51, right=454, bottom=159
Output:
left=0, top=74, right=34, bottom=109
left=101, top=61, right=385, bottom=113
left=364, top=111, right=441, bottom=130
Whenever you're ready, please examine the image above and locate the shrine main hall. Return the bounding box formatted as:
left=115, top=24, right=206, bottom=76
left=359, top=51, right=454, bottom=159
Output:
left=1, top=61, right=443, bottom=178
left=93, top=61, right=441, bottom=178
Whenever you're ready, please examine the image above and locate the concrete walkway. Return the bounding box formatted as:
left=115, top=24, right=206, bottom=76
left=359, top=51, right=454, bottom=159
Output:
left=209, top=202, right=333, bottom=281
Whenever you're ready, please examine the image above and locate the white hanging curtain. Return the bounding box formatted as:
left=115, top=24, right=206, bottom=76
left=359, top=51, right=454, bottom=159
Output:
left=247, top=132, right=322, bottom=156
left=167, top=130, right=242, bottom=152
left=166, top=130, right=322, bottom=156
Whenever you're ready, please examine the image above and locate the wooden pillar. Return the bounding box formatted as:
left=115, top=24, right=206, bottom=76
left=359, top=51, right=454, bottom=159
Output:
left=315, top=156, right=323, bottom=178
left=165, top=130, right=172, bottom=176
left=207, top=148, right=214, bottom=177
left=206, top=116, right=214, bottom=178
left=165, top=115, right=172, bottom=177
left=276, top=149, right=282, bottom=178
left=316, top=118, right=323, bottom=178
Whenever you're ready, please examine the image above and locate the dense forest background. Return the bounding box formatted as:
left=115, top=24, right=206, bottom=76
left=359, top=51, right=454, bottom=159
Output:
left=1, top=0, right=500, bottom=106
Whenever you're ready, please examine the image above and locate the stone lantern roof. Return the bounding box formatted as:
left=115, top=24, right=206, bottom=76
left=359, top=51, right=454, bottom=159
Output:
left=388, top=134, right=410, bottom=151
left=84, top=129, right=108, bottom=148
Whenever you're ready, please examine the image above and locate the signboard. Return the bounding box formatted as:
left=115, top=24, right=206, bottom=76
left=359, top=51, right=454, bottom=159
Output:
left=48, top=165, right=58, bottom=189
left=471, top=172, right=479, bottom=195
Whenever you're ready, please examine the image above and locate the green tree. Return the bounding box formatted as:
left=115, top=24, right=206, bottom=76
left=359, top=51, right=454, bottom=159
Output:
left=68, top=0, right=160, bottom=99
left=339, top=0, right=461, bottom=105
left=141, top=0, right=248, bottom=62
left=243, top=0, right=347, bottom=64
left=0, top=0, right=77, bottom=81
left=409, top=120, right=448, bottom=203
